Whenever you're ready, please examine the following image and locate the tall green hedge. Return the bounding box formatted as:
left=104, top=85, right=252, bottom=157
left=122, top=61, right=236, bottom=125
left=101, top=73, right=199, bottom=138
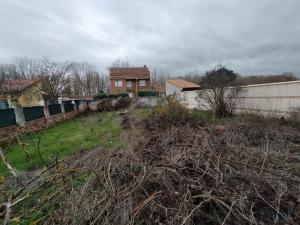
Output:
left=94, top=92, right=129, bottom=99
left=138, top=89, right=157, bottom=97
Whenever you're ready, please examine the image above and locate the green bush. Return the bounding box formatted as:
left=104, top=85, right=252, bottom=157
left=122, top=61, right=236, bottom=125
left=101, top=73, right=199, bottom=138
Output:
left=94, top=92, right=129, bottom=99
left=138, top=89, right=157, bottom=97
left=108, top=94, right=118, bottom=98
left=94, top=93, right=108, bottom=100
left=118, top=93, right=129, bottom=97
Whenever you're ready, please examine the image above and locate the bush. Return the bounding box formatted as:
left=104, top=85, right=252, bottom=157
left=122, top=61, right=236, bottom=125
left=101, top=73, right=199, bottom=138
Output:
left=114, top=97, right=132, bottom=110
left=108, top=94, right=118, bottom=98
left=118, top=93, right=129, bottom=98
left=96, top=99, right=114, bottom=112
left=138, top=89, right=157, bottom=97
left=144, top=95, right=193, bottom=128
left=93, top=93, right=108, bottom=100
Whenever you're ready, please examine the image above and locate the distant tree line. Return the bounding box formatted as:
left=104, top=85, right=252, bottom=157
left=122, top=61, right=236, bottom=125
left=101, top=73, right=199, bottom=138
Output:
left=0, top=57, right=106, bottom=102
left=1, top=56, right=298, bottom=100
left=150, top=68, right=298, bottom=86
left=160, top=71, right=298, bottom=86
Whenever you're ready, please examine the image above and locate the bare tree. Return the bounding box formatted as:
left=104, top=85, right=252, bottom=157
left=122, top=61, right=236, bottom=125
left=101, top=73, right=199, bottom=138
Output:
left=14, top=57, right=42, bottom=78
left=197, top=65, right=243, bottom=117
left=151, top=67, right=171, bottom=85
left=0, top=63, right=20, bottom=80
left=72, top=62, right=104, bottom=96
left=111, top=57, right=130, bottom=68
left=180, top=70, right=203, bottom=84
left=39, top=57, right=73, bottom=103
left=237, top=73, right=298, bottom=85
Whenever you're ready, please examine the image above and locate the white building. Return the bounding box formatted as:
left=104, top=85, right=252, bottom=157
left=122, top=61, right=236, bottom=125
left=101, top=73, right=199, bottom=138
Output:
left=166, top=79, right=200, bottom=97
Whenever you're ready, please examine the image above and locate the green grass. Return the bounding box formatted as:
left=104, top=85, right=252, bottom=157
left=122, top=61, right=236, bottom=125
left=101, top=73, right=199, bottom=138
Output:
left=0, top=112, right=123, bottom=176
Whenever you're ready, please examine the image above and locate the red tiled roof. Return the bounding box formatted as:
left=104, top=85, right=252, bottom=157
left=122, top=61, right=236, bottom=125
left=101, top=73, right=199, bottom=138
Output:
left=0, top=79, right=40, bottom=94
left=109, top=66, right=150, bottom=80
left=167, top=79, right=200, bottom=89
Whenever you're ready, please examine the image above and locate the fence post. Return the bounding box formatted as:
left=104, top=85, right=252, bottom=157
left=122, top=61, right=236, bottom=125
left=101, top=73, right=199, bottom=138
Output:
left=72, top=100, right=77, bottom=111
left=10, top=101, right=26, bottom=126
left=43, top=102, right=50, bottom=118
left=60, top=102, right=65, bottom=114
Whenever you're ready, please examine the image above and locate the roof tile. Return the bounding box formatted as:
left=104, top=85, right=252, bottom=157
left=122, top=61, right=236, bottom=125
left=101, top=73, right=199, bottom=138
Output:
left=167, top=79, right=200, bottom=89
left=109, top=66, right=150, bottom=79
left=0, top=79, right=40, bottom=94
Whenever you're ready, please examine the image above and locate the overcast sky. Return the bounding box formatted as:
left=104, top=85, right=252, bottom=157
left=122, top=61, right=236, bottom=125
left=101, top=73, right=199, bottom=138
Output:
left=0, top=0, right=300, bottom=76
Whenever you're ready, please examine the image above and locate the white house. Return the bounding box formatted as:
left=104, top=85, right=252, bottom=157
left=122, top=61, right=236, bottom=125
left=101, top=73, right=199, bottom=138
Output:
left=166, top=79, right=200, bottom=97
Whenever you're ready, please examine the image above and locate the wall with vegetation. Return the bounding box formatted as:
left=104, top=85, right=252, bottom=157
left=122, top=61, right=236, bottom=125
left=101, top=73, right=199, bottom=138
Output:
left=181, top=80, right=300, bottom=117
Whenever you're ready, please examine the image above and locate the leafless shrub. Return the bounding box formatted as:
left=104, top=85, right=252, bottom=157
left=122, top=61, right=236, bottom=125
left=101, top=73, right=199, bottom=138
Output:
left=96, top=99, right=114, bottom=112
left=114, top=97, right=132, bottom=110
left=143, top=95, right=196, bottom=129
left=288, top=108, right=300, bottom=128
left=197, top=65, right=244, bottom=118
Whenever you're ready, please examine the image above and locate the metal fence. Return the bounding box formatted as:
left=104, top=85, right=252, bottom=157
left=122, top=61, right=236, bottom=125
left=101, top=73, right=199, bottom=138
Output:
left=75, top=100, right=80, bottom=110
left=64, top=103, right=74, bottom=113
left=0, top=108, right=16, bottom=128
left=23, top=106, right=45, bottom=121
left=49, top=104, right=62, bottom=115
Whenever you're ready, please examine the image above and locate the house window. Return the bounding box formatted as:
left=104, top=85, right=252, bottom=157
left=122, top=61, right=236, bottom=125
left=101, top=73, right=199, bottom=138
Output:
left=114, top=80, right=122, bottom=87
left=139, top=80, right=146, bottom=87
left=126, top=81, right=132, bottom=88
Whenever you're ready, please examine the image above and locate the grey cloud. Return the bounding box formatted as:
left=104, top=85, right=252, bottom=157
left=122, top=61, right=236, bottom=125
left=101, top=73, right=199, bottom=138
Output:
left=0, top=0, right=300, bottom=76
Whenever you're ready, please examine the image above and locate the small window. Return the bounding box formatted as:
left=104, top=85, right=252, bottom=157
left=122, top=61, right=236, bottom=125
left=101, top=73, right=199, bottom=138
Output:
left=139, top=80, right=146, bottom=87
left=114, top=80, right=122, bottom=87
left=126, top=81, right=132, bottom=88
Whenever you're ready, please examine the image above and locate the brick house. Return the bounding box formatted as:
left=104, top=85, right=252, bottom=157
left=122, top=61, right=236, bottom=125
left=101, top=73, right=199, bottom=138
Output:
left=109, top=65, right=151, bottom=97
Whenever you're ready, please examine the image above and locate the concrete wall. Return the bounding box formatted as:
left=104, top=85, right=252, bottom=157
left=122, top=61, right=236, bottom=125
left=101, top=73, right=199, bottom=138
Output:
left=166, top=82, right=182, bottom=97
left=180, top=80, right=300, bottom=117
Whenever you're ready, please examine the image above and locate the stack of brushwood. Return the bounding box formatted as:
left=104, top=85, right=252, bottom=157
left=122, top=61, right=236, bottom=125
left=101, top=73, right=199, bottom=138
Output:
left=46, top=110, right=300, bottom=225
left=96, top=97, right=132, bottom=112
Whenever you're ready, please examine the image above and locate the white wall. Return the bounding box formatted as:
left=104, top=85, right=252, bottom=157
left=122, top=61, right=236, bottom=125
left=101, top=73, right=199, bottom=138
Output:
left=166, top=82, right=182, bottom=97
left=180, top=81, right=300, bottom=117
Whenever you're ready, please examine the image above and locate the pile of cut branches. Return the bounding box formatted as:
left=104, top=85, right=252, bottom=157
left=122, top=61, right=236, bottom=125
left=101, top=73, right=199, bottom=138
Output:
left=47, top=118, right=300, bottom=224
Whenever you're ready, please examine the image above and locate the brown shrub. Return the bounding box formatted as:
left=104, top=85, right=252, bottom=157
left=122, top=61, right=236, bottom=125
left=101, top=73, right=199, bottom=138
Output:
left=46, top=123, right=300, bottom=225
left=143, top=95, right=199, bottom=129
left=114, top=97, right=132, bottom=110
left=96, top=99, right=114, bottom=112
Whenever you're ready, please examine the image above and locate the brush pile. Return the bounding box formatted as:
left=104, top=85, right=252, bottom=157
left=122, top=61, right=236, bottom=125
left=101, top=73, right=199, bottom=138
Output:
left=47, top=98, right=300, bottom=225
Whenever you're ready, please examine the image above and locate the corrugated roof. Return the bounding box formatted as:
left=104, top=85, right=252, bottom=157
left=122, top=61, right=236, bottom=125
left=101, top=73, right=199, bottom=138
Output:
left=167, top=79, right=200, bottom=89
left=109, top=66, right=150, bottom=79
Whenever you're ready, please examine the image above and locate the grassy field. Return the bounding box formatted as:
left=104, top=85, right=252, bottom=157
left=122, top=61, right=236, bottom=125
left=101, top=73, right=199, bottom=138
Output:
left=0, top=112, right=123, bottom=176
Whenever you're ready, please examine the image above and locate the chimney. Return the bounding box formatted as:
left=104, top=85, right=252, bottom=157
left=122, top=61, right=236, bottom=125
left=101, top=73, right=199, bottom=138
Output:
left=143, top=65, right=146, bottom=67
